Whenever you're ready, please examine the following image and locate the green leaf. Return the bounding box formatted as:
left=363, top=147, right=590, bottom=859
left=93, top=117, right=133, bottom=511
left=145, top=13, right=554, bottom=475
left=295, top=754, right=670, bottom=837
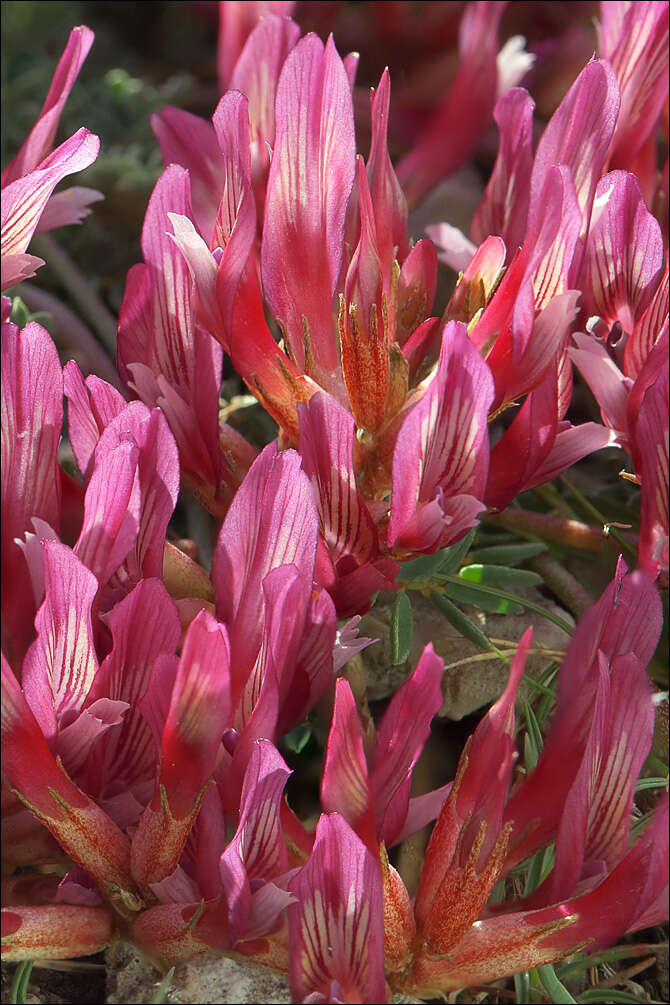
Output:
left=442, top=578, right=524, bottom=614
left=429, top=591, right=507, bottom=661
left=440, top=576, right=574, bottom=634
left=635, top=776, right=669, bottom=792
left=468, top=541, right=548, bottom=565
left=390, top=590, right=413, bottom=664
left=538, top=964, right=577, bottom=1003
left=399, top=529, right=476, bottom=582
left=458, top=563, right=544, bottom=587
left=10, top=961, right=33, bottom=1005
left=282, top=724, right=313, bottom=755
left=9, top=297, right=30, bottom=329
left=514, top=971, right=531, bottom=1003
left=151, top=967, right=175, bottom=1005
left=523, top=701, right=544, bottom=770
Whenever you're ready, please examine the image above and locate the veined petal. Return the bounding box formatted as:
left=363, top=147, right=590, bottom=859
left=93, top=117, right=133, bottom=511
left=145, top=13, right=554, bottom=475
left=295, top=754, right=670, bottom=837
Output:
left=367, top=69, right=409, bottom=271
left=212, top=444, right=318, bottom=701
left=582, top=171, right=664, bottom=333
left=230, top=13, right=301, bottom=149
left=370, top=644, right=444, bottom=848
left=288, top=814, right=388, bottom=1004
left=2, top=654, right=136, bottom=904
left=1, top=320, right=62, bottom=666
left=631, top=352, right=669, bottom=579
left=414, top=631, right=530, bottom=950
left=1, top=26, right=94, bottom=184
left=21, top=542, right=99, bottom=743
left=528, top=59, right=620, bottom=240
left=471, top=87, right=535, bottom=252
left=219, top=739, right=291, bottom=945
left=598, top=2, right=669, bottom=171
left=624, top=264, right=668, bottom=380
left=1, top=129, right=100, bottom=282
left=389, top=321, right=493, bottom=553
left=160, top=610, right=231, bottom=817
left=262, top=32, right=355, bottom=374
left=320, top=679, right=375, bottom=850
left=151, top=107, right=224, bottom=241
left=504, top=565, right=663, bottom=869
left=217, top=1, right=296, bottom=91
left=63, top=361, right=126, bottom=479
left=569, top=332, right=630, bottom=440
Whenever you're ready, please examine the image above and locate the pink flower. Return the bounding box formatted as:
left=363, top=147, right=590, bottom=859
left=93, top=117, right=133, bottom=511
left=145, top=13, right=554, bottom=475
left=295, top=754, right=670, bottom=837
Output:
left=1, top=27, right=101, bottom=290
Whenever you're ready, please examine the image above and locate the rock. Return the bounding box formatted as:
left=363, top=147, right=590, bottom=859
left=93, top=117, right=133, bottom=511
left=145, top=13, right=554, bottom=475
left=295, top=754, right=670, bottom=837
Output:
left=105, top=944, right=291, bottom=1004
left=355, top=590, right=573, bottom=720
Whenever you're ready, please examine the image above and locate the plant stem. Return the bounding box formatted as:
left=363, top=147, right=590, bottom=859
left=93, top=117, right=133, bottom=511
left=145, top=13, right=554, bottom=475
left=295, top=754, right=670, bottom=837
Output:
left=31, top=234, right=118, bottom=356
left=484, top=509, right=617, bottom=552
left=527, top=554, right=593, bottom=619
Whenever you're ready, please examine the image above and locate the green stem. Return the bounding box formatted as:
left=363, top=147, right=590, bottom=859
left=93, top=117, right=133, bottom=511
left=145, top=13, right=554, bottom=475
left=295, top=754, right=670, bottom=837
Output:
left=441, top=576, right=574, bottom=635
left=31, top=234, right=118, bottom=356
left=527, top=554, right=593, bottom=619
left=483, top=509, right=608, bottom=551
left=558, top=475, right=638, bottom=562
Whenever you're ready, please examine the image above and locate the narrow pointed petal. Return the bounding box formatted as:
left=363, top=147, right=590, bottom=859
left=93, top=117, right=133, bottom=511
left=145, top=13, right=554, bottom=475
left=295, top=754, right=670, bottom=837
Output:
left=370, top=644, right=444, bottom=848
left=471, top=88, right=535, bottom=252
left=631, top=352, right=669, bottom=578
left=504, top=566, right=663, bottom=869
left=569, top=332, right=630, bottom=440
left=367, top=69, right=409, bottom=270
left=230, top=14, right=301, bottom=150
left=414, top=631, right=530, bottom=950
left=597, top=2, right=669, bottom=172
left=131, top=611, right=230, bottom=890
left=528, top=59, right=620, bottom=239
left=625, top=264, right=668, bottom=380
left=288, top=814, right=388, bottom=1004
left=320, top=679, right=375, bottom=850
left=262, top=33, right=355, bottom=373
left=1, top=26, right=94, bottom=184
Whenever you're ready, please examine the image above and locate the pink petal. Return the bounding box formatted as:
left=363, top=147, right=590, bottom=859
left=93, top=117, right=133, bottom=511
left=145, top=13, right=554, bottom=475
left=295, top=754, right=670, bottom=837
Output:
left=288, top=814, right=388, bottom=1004
left=582, top=171, right=664, bottom=332
left=1, top=26, right=94, bottom=184
left=320, top=678, right=375, bottom=850
left=35, top=186, right=103, bottom=234
left=389, top=321, right=493, bottom=552
left=528, top=59, right=620, bottom=241
left=211, top=444, right=318, bottom=699
left=21, top=541, right=99, bottom=743
left=1, top=129, right=100, bottom=283
left=63, top=360, right=127, bottom=478
left=370, top=644, right=444, bottom=848
left=1, top=321, right=62, bottom=666
left=471, top=87, right=535, bottom=252
left=261, top=33, right=355, bottom=374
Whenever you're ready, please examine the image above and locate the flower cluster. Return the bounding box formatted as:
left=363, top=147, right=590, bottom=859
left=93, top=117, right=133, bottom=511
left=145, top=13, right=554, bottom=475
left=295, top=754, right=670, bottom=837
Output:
left=1, top=4, right=668, bottom=1003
